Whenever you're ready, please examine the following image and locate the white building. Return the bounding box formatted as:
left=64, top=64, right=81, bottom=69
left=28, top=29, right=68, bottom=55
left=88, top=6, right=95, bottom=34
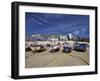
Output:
left=60, top=35, right=68, bottom=41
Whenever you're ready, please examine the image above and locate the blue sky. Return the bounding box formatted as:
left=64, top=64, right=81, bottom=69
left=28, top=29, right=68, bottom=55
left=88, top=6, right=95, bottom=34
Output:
left=25, top=12, right=89, bottom=38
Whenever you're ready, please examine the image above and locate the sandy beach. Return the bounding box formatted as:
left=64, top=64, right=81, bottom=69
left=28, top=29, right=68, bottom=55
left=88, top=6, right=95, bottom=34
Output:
left=25, top=41, right=89, bottom=68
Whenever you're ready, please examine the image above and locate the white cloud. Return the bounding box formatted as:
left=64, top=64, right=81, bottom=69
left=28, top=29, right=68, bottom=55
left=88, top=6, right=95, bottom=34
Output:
left=73, top=30, right=80, bottom=35
left=32, top=18, right=43, bottom=25
left=34, top=15, right=49, bottom=24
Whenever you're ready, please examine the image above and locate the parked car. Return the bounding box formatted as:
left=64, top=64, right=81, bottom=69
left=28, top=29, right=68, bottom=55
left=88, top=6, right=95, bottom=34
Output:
left=62, top=43, right=72, bottom=53
left=73, top=43, right=87, bottom=52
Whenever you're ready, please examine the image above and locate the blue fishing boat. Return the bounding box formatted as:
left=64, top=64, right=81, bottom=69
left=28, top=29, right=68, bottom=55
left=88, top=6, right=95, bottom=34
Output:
left=73, top=43, right=87, bottom=52
left=62, top=43, right=72, bottom=53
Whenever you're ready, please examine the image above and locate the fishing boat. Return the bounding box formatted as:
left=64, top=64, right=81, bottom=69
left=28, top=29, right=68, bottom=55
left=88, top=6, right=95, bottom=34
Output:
left=25, top=42, right=32, bottom=52
left=50, top=45, right=60, bottom=53
left=73, top=42, right=87, bottom=52
left=31, top=45, right=46, bottom=53
left=62, top=43, right=72, bottom=53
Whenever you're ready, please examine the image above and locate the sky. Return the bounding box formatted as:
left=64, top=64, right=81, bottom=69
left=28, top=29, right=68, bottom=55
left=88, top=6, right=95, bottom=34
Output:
left=25, top=12, right=89, bottom=38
